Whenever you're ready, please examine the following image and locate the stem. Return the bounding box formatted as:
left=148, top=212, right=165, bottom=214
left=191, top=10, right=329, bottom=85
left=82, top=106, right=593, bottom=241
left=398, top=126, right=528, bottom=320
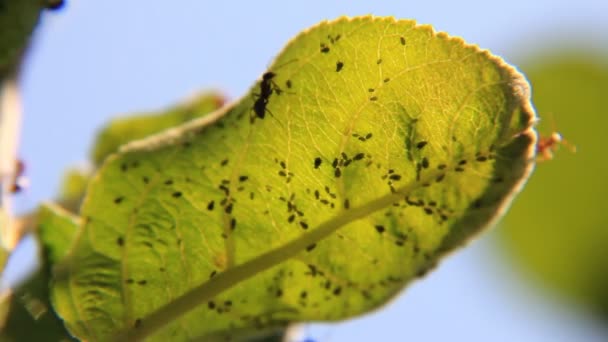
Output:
left=115, top=177, right=432, bottom=341
left=0, top=77, right=23, bottom=251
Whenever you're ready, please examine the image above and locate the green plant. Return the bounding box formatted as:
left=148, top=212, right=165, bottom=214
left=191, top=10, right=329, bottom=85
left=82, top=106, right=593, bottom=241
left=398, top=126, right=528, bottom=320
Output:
left=500, top=53, right=608, bottom=320
left=0, top=4, right=537, bottom=341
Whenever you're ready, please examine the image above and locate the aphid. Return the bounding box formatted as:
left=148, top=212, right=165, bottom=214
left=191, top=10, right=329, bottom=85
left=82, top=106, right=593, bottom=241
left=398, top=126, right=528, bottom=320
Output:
left=421, top=157, right=429, bottom=169
left=536, top=132, right=576, bottom=161
left=314, top=157, right=322, bottom=169
left=336, top=61, right=344, bottom=72
left=416, top=141, right=428, bottom=149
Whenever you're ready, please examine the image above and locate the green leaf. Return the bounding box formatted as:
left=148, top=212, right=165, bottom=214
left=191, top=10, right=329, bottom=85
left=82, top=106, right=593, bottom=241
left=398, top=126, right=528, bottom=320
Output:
left=37, top=203, right=79, bottom=266
left=51, top=16, right=536, bottom=341
left=0, top=270, right=75, bottom=342
left=91, top=92, right=226, bottom=165
left=0, top=204, right=77, bottom=341
left=0, top=0, right=52, bottom=79
left=57, top=167, right=92, bottom=214
left=499, top=53, right=608, bottom=319
left=0, top=246, right=8, bottom=324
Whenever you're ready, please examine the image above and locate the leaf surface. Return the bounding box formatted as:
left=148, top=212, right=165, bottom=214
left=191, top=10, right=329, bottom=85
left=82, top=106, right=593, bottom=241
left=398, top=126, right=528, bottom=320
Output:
left=47, top=16, right=536, bottom=341
left=91, top=92, right=226, bottom=166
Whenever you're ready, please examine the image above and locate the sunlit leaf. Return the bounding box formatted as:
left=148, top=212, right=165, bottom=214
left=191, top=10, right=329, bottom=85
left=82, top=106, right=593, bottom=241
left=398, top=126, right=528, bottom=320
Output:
left=46, top=16, right=536, bottom=341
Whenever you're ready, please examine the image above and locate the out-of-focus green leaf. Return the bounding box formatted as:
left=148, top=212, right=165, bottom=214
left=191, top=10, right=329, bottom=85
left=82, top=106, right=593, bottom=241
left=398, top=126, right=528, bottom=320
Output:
left=500, top=53, right=608, bottom=319
left=57, top=167, right=92, bottom=214
left=0, top=246, right=8, bottom=326
left=0, top=0, right=63, bottom=79
left=48, top=16, right=536, bottom=341
left=91, top=92, right=226, bottom=165
left=0, top=204, right=77, bottom=341
left=0, top=273, right=75, bottom=342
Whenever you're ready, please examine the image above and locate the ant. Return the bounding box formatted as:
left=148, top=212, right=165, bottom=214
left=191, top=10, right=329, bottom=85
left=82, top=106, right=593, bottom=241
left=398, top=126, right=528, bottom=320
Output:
left=534, top=113, right=576, bottom=162
left=251, top=71, right=283, bottom=122
left=536, top=131, right=576, bottom=161
left=250, top=58, right=299, bottom=123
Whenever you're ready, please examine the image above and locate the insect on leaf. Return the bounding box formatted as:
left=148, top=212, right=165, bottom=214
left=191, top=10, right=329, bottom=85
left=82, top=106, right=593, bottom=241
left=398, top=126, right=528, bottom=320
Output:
left=44, top=16, right=537, bottom=341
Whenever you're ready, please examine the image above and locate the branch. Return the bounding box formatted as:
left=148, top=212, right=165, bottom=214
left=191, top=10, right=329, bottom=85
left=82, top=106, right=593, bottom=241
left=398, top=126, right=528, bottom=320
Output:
left=0, top=77, right=23, bottom=251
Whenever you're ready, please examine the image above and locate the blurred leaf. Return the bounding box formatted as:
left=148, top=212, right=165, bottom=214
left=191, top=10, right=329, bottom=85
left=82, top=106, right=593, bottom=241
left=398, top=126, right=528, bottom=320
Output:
left=0, top=243, right=6, bottom=271
left=500, top=53, right=608, bottom=319
left=57, top=167, right=92, bottom=214
left=0, top=246, right=8, bottom=325
left=49, top=17, right=536, bottom=341
left=91, top=91, right=226, bottom=165
left=0, top=272, right=75, bottom=342
left=0, top=0, right=62, bottom=79
left=0, top=204, right=76, bottom=341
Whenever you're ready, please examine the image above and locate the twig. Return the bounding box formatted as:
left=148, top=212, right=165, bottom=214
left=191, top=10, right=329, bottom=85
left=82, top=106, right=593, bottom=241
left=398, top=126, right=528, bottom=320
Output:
left=0, top=77, right=23, bottom=251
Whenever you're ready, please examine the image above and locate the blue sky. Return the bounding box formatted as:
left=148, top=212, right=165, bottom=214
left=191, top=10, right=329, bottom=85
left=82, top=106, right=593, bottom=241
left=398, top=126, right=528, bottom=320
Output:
left=8, top=1, right=608, bottom=341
